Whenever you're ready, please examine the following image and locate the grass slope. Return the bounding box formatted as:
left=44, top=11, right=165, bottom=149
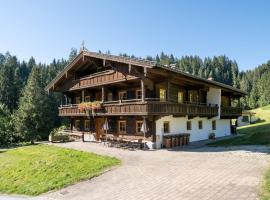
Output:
left=208, top=105, right=270, bottom=147
left=0, top=144, right=120, bottom=196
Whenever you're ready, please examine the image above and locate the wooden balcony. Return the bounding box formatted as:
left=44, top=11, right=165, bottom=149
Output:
left=220, top=106, right=242, bottom=118
left=69, top=70, right=139, bottom=91
left=59, top=100, right=219, bottom=118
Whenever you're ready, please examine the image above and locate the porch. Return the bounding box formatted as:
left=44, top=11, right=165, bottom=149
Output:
left=64, top=115, right=155, bottom=148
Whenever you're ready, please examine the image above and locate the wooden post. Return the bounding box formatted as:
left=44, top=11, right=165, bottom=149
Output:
left=101, top=87, right=105, bottom=103
left=141, top=79, right=145, bottom=102
left=70, top=118, right=73, bottom=133
left=167, top=81, right=170, bottom=102
left=64, top=95, right=68, bottom=105
left=82, top=90, right=85, bottom=102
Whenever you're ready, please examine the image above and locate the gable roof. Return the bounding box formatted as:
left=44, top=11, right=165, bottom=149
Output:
left=45, top=50, right=247, bottom=96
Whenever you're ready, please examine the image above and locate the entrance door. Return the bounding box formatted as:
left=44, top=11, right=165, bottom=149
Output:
left=95, top=118, right=104, bottom=140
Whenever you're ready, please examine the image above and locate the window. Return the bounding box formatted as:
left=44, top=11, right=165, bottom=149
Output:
left=212, top=120, right=216, bottom=130
left=75, top=97, right=81, bottom=104
left=198, top=120, right=203, bottom=129
left=178, top=91, right=184, bottom=104
left=74, top=120, right=81, bottom=130
left=160, top=89, right=167, bottom=101
left=136, top=90, right=142, bottom=99
left=136, top=121, right=143, bottom=134
left=84, top=120, right=90, bottom=131
left=163, top=121, right=170, bottom=133
left=188, top=90, right=199, bottom=103
left=221, top=96, right=230, bottom=107
left=118, top=120, right=127, bottom=133
left=119, top=91, right=127, bottom=100
left=107, top=92, right=113, bottom=101
left=85, top=96, right=91, bottom=102
left=187, top=121, right=192, bottom=130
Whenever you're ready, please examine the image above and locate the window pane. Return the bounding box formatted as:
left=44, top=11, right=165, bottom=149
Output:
left=212, top=120, right=216, bottom=130
left=136, top=121, right=143, bottom=133
left=178, top=91, right=184, bottom=103
left=198, top=121, right=203, bottom=129
left=107, top=92, right=113, bottom=101
left=84, top=120, right=90, bottom=131
left=118, top=121, right=126, bottom=133
left=163, top=121, right=170, bottom=133
left=75, top=97, right=81, bottom=104
left=119, top=92, right=127, bottom=100
left=136, top=90, right=142, bottom=99
left=187, top=121, right=192, bottom=130
left=160, top=89, right=166, bottom=101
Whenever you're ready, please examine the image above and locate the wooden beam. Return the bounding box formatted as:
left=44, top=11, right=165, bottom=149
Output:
left=101, top=86, right=105, bottom=103
left=129, top=64, right=132, bottom=73
left=167, top=81, right=170, bottom=101
left=144, top=67, right=147, bottom=76
left=82, top=90, right=85, bottom=102
left=141, top=79, right=145, bottom=102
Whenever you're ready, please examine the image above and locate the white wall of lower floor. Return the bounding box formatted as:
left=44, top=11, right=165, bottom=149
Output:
left=155, top=115, right=231, bottom=148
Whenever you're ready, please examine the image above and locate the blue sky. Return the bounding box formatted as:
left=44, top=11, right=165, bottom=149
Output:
left=0, top=0, right=270, bottom=70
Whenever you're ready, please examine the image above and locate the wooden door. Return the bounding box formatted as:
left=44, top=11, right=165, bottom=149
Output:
left=95, top=118, right=104, bottom=140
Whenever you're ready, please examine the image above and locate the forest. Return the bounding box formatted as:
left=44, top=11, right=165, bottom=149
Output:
left=1, top=49, right=270, bottom=145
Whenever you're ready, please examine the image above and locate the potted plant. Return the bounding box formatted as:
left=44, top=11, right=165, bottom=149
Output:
left=78, top=101, right=102, bottom=116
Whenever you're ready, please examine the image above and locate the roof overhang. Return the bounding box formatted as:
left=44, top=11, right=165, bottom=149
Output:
left=45, top=50, right=247, bottom=96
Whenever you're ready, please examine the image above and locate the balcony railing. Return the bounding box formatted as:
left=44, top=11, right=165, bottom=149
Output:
left=59, top=100, right=219, bottom=117
left=69, top=70, right=139, bottom=90
left=220, top=106, right=242, bottom=118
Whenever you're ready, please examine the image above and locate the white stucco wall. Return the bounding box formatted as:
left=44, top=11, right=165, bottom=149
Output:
left=206, top=87, right=221, bottom=119
left=155, top=115, right=231, bottom=148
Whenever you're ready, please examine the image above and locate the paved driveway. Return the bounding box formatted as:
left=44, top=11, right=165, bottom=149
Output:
left=1, top=142, right=270, bottom=200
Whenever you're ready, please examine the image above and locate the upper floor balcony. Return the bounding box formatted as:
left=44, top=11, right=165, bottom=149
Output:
left=220, top=106, right=242, bottom=118
left=59, top=99, right=219, bottom=118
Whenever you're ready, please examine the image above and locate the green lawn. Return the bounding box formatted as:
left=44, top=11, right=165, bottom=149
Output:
left=261, top=169, right=270, bottom=200
left=208, top=105, right=270, bottom=147
left=0, top=144, right=120, bottom=196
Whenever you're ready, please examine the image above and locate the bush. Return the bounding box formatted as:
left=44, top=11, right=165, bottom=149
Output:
left=49, top=125, right=70, bottom=143
left=208, top=132, right=215, bottom=140
left=49, top=125, right=67, bottom=137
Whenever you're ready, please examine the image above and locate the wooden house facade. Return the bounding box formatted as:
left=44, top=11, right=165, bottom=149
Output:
left=46, top=50, right=246, bottom=148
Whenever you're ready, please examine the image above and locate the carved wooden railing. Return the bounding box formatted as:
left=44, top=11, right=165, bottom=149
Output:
left=220, top=106, right=242, bottom=118
left=70, top=70, right=139, bottom=90
left=59, top=101, right=219, bottom=117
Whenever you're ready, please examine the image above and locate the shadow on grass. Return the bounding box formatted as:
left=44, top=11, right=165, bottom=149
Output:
left=0, top=142, right=39, bottom=150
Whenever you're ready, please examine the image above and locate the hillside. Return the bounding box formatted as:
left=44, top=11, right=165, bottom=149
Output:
left=209, top=104, right=270, bottom=146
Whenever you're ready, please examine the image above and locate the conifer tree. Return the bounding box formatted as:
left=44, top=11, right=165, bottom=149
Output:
left=14, top=66, right=54, bottom=144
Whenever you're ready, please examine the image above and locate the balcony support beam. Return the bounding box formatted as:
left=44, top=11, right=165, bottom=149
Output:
left=141, top=79, right=145, bottom=102
left=82, top=90, right=85, bottom=102
left=102, top=86, right=105, bottom=103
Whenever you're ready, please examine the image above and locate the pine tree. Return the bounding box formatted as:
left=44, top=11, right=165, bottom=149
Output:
left=14, top=66, right=54, bottom=144
left=0, top=103, right=13, bottom=145
left=68, top=48, right=78, bottom=63
left=0, top=53, right=18, bottom=111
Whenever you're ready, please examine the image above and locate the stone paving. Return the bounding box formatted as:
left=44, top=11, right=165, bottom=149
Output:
left=1, top=142, right=270, bottom=200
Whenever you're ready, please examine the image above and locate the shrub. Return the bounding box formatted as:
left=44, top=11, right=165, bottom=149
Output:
left=208, top=132, right=215, bottom=140
left=49, top=125, right=70, bottom=143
